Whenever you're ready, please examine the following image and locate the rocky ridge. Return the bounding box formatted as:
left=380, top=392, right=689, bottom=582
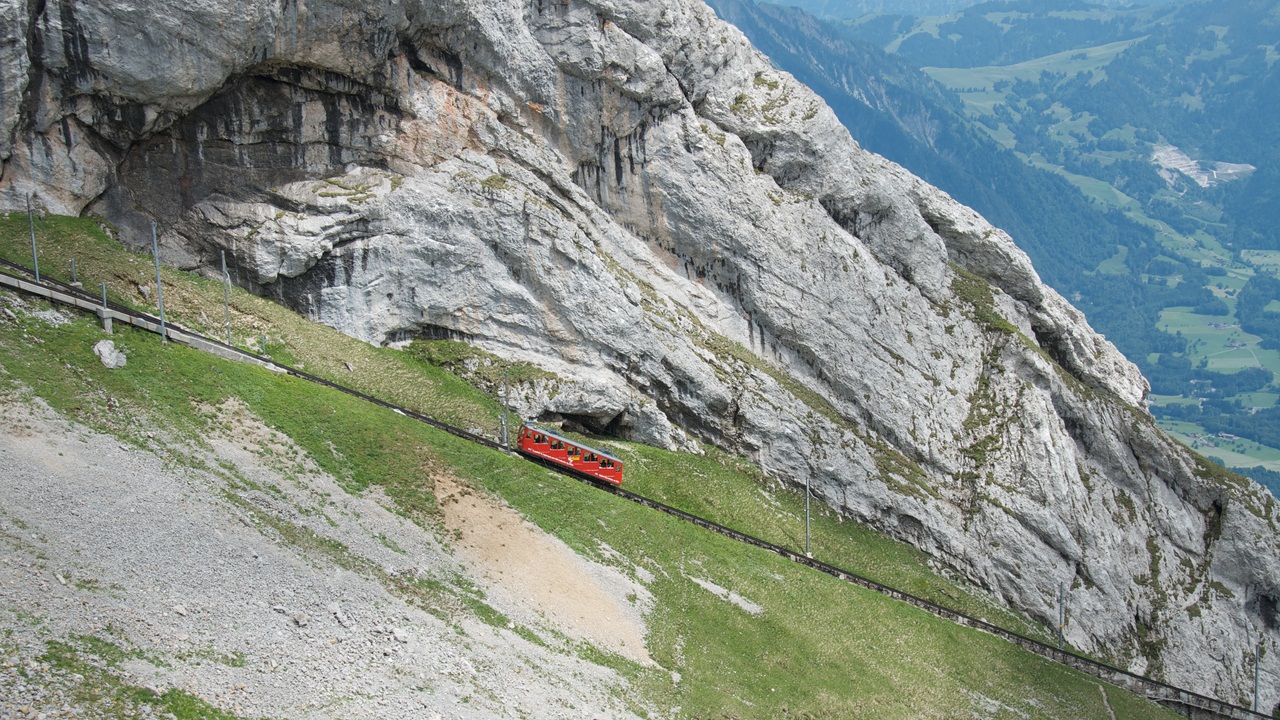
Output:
left=2, top=0, right=1278, bottom=706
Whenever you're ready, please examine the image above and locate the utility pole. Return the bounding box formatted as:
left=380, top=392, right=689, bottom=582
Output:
left=1054, top=579, right=1064, bottom=648
left=805, top=473, right=811, bottom=557
left=1255, top=637, right=1261, bottom=713
left=221, top=249, right=232, bottom=345
left=500, top=366, right=510, bottom=448
left=27, top=194, right=39, bottom=283
left=99, top=282, right=112, bottom=334
left=151, top=222, right=167, bottom=343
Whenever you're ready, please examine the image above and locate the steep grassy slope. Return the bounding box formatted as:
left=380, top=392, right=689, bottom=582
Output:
left=0, top=216, right=1184, bottom=717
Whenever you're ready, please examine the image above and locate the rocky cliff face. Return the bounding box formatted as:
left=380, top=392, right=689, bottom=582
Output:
left=3, top=0, right=1278, bottom=706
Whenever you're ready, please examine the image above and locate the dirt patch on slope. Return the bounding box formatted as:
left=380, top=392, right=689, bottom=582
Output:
left=436, top=475, right=651, bottom=665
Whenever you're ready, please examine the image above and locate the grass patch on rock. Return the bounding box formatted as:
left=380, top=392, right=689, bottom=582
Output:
left=36, top=636, right=252, bottom=720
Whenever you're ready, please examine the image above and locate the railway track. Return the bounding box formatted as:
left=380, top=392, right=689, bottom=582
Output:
left=0, top=260, right=1265, bottom=720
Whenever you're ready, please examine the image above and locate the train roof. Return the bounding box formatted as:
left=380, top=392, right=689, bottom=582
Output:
left=521, top=422, right=624, bottom=463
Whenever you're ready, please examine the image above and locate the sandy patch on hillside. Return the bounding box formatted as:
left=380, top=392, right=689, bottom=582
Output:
left=435, top=474, right=652, bottom=664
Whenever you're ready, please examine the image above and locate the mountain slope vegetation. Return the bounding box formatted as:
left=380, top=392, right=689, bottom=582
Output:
left=0, top=215, right=1191, bottom=718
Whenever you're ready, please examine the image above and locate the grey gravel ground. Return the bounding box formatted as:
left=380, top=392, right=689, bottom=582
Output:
left=0, top=387, right=645, bottom=720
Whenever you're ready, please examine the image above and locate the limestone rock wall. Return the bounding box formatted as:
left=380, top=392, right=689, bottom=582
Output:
left=2, top=0, right=1278, bottom=706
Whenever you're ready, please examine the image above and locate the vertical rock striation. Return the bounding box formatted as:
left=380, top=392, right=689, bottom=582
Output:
left=2, top=0, right=1278, bottom=707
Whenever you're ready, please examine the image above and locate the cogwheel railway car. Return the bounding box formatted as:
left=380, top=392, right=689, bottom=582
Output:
left=517, top=423, right=624, bottom=486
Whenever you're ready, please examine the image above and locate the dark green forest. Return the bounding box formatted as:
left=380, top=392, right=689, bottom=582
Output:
left=714, top=0, right=1196, bottom=381
left=838, top=0, right=1280, bottom=250
left=723, top=0, right=1280, bottom=490
left=709, top=0, right=1156, bottom=326
left=844, top=0, right=1151, bottom=66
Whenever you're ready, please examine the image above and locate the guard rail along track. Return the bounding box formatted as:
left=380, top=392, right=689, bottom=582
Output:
left=0, top=260, right=1265, bottom=720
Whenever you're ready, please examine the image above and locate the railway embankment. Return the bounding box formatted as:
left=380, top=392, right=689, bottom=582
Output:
left=0, top=231, right=1260, bottom=719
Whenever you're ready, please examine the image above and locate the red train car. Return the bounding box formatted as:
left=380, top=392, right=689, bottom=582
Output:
left=517, top=423, right=624, bottom=486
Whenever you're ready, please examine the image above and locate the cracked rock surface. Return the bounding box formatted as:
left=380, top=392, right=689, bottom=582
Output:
left=2, top=0, right=1279, bottom=704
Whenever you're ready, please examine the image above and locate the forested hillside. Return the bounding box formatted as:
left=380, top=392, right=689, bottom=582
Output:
left=707, top=0, right=1155, bottom=319
left=769, top=0, right=1178, bottom=21
left=721, top=0, right=1280, bottom=492
left=767, top=0, right=974, bottom=19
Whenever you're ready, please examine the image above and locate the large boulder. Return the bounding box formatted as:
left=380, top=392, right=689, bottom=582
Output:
left=93, top=339, right=126, bottom=369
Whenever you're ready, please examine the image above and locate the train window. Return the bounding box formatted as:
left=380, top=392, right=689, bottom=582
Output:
left=550, top=440, right=563, bottom=449
left=535, top=434, right=547, bottom=444
left=584, top=453, right=597, bottom=462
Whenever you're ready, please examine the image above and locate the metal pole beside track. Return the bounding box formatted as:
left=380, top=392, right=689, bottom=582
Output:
left=805, top=472, right=811, bottom=557
left=151, top=222, right=167, bottom=344
left=1058, top=583, right=1066, bottom=650
left=501, top=366, right=510, bottom=448
left=99, top=281, right=112, bottom=334
left=1255, top=638, right=1260, bottom=713
left=27, top=194, right=39, bottom=283
left=221, top=249, right=232, bottom=346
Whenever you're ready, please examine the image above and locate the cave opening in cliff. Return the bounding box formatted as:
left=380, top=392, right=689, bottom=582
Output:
left=1249, top=592, right=1279, bottom=632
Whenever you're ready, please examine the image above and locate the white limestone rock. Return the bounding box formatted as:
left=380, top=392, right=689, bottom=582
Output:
left=1, top=0, right=1277, bottom=707
left=93, top=339, right=126, bottom=369
left=0, top=0, right=29, bottom=168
